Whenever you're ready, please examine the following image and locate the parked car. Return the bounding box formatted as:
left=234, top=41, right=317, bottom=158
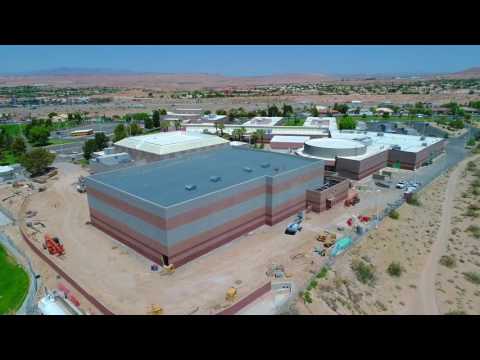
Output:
left=396, top=181, right=406, bottom=189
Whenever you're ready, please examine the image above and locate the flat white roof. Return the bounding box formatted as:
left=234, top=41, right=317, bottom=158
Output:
left=114, top=131, right=228, bottom=155
left=201, top=114, right=227, bottom=122
left=305, top=138, right=365, bottom=150
left=303, top=117, right=337, bottom=131
left=298, top=130, right=443, bottom=161
left=271, top=135, right=310, bottom=143
left=242, top=117, right=283, bottom=126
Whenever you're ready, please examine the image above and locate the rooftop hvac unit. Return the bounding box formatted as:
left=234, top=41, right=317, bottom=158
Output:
left=377, top=132, right=384, bottom=136
left=420, top=136, right=426, bottom=140
left=422, top=142, right=427, bottom=146
left=391, top=145, right=401, bottom=150
left=243, top=167, right=253, bottom=173
left=185, top=184, right=197, bottom=191
left=260, top=162, right=270, bottom=168
left=210, top=176, right=221, bottom=182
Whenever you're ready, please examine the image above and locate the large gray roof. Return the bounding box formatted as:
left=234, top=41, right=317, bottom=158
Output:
left=88, top=147, right=321, bottom=207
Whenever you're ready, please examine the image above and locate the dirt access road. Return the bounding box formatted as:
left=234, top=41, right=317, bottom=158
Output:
left=405, top=161, right=463, bottom=314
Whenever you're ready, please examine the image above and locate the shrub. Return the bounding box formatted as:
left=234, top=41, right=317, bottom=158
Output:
left=445, top=310, right=467, bottom=315
left=307, top=279, right=318, bottom=291
left=316, top=267, right=329, bottom=279
left=469, top=203, right=480, bottom=211
left=389, top=210, right=400, bottom=220
left=464, top=208, right=479, bottom=218
left=439, top=255, right=457, bottom=268
left=473, top=188, right=480, bottom=196
left=407, top=194, right=421, bottom=206
left=467, top=161, right=477, bottom=171
left=467, top=138, right=476, bottom=147
left=466, top=225, right=480, bottom=239
left=351, top=259, right=376, bottom=285
left=303, top=290, right=313, bottom=304
left=387, top=262, right=403, bottom=277
left=463, top=272, right=480, bottom=285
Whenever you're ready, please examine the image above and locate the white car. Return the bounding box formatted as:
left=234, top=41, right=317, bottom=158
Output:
left=396, top=182, right=406, bottom=189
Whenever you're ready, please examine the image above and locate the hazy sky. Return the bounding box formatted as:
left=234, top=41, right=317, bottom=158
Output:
left=0, top=45, right=479, bottom=75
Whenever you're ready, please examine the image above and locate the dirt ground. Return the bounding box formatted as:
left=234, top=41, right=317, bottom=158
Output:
left=289, top=155, right=479, bottom=315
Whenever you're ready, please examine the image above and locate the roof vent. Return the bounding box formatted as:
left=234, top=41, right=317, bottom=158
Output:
left=185, top=184, right=197, bottom=191
left=243, top=167, right=253, bottom=173
left=210, top=176, right=221, bottom=183
left=260, top=162, right=270, bottom=168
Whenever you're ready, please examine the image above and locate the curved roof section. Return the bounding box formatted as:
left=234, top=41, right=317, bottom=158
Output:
left=114, top=131, right=229, bottom=156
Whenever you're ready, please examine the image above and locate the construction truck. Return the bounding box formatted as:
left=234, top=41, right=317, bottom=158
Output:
left=43, top=234, right=65, bottom=257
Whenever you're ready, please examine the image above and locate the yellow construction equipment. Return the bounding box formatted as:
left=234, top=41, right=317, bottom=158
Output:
left=163, top=264, right=175, bottom=274
left=148, top=304, right=164, bottom=315
left=226, top=287, right=237, bottom=301
left=316, top=231, right=337, bottom=248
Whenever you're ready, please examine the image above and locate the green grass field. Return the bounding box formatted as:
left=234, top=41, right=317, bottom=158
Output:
left=0, top=244, right=30, bottom=314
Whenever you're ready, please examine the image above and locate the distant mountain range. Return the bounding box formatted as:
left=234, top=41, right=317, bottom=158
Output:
left=0, top=67, right=479, bottom=89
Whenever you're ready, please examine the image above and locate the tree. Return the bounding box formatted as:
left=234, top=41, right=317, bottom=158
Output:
left=0, top=130, right=13, bottom=151
left=83, top=139, right=97, bottom=160
left=267, top=104, right=280, bottom=117
left=45, top=118, right=53, bottom=128
left=11, top=137, right=26, bottom=156
left=144, top=117, right=154, bottom=129
left=216, top=109, right=227, bottom=115
left=218, top=122, right=225, bottom=137
left=333, top=103, right=349, bottom=114
left=310, top=106, right=319, bottom=117
left=338, top=116, right=357, bottom=130
left=203, top=110, right=211, bottom=115
left=20, top=148, right=55, bottom=176
left=382, top=112, right=390, bottom=119
left=28, top=126, right=50, bottom=146
left=257, top=109, right=267, bottom=117
left=255, top=129, right=266, bottom=148
left=282, top=103, right=293, bottom=117
left=94, top=132, right=109, bottom=150
left=159, top=109, right=167, bottom=115
left=152, top=110, right=160, bottom=127
left=174, top=120, right=182, bottom=130
left=113, top=124, right=127, bottom=142
left=160, top=121, right=170, bottom=132
left=129, top=123, right=143, bottom=136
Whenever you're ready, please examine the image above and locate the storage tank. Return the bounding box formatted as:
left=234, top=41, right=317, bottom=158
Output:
left=303, top=138, right=367, bottom=159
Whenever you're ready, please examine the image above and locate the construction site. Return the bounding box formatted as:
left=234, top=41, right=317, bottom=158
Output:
left=0, top=117, right=456, bottom=315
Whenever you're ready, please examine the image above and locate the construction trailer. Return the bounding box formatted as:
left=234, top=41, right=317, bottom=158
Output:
left=85, top=147, right=324, bottom=267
